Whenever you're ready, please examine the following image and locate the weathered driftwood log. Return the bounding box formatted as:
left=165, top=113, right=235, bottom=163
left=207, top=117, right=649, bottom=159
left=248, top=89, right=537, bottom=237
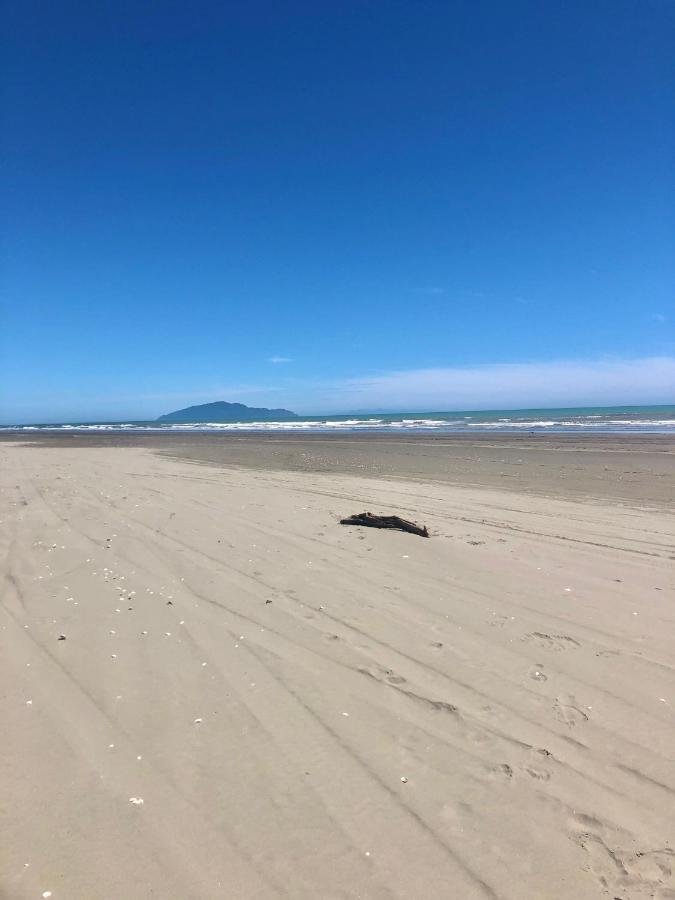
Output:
left=339, top=511, right=429, bottom=538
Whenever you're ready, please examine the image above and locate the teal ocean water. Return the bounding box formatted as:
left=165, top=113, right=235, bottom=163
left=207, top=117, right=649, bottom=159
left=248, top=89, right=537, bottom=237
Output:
left=3, top=406, right=675, bottom=433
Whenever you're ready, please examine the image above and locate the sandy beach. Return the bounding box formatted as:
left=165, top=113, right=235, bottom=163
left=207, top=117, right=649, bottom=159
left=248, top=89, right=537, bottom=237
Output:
left=1, top=435, right=674, bottom=899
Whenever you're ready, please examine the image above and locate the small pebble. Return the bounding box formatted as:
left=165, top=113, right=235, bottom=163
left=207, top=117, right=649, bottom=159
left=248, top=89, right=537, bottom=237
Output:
left=400, top=776, right=408, bottom=783
left=128, top=797, right=144, bottom=806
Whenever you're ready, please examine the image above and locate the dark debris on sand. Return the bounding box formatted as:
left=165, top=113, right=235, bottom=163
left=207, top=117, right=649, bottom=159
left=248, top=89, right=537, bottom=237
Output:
left=339, top=512, right=429, bottom=538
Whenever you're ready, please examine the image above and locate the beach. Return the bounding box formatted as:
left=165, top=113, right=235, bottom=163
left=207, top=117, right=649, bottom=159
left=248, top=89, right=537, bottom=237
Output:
left=1, top=434, right=674, bottom=899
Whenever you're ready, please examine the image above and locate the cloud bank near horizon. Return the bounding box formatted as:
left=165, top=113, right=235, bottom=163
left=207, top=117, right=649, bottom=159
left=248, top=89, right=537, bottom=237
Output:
left=323, top=356, right=675, bottom=413
left=1, top=356, right=673, bottom=422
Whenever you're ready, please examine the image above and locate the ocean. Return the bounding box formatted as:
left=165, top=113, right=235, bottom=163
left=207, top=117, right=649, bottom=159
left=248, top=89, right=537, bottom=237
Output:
left=3, top=405, right=675, bottom=434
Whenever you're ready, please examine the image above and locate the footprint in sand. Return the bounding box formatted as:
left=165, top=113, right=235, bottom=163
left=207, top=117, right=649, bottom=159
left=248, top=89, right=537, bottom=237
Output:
left=358, top=665, right=407, bottom=686
left=522, top=765, right=551, bottom=781
left=525, top=631, right=581, bottom=652
left=489, top=763, right=514, bottom=781
left=492, top=760, right=552, bottom=783
left=528, top=663, right=548, bottom=681
left=555, top=695, right=589, bottom=727
left=569, top=814, right=675, bottom=897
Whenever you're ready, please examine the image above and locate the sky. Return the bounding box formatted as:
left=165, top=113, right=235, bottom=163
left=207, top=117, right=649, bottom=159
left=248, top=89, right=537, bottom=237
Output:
left=1, top=0, right=673, bottom=422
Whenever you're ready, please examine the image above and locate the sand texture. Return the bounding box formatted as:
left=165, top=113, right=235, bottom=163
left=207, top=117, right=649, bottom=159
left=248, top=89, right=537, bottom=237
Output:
left=1, top=441, right=674, bottom=899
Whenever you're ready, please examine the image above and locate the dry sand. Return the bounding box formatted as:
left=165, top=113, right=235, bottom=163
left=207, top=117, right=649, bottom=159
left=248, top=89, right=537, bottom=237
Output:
left=1, top=437, right=674, bottom=899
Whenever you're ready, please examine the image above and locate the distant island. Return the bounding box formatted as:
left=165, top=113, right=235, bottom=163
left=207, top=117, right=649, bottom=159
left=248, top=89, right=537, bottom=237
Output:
left=157, top=401, right=299, bottom=423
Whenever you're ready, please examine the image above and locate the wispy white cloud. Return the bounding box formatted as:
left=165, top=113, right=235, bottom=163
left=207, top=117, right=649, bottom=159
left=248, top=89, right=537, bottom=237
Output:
left=651, top=313, right=667, bottom=323
left=323, top=356, right=675, bottom=412
left=267, top=356, right=293, bottom=364
left=135, top=356, right=675, bottom=414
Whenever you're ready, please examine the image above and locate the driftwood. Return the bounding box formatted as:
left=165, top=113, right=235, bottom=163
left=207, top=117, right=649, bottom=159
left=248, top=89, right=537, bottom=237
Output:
left=340, top=511, right=429, bottom=538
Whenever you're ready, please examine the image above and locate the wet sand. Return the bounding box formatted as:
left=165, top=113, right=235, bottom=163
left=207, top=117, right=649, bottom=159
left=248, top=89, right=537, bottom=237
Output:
left=1, top=435, right=674, bottom=898
left=2, top=431, right=674, bottom=506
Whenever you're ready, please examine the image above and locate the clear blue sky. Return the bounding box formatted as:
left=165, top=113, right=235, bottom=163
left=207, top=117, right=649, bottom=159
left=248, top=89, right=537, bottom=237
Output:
left=2, top=0, right=673, bottom=422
